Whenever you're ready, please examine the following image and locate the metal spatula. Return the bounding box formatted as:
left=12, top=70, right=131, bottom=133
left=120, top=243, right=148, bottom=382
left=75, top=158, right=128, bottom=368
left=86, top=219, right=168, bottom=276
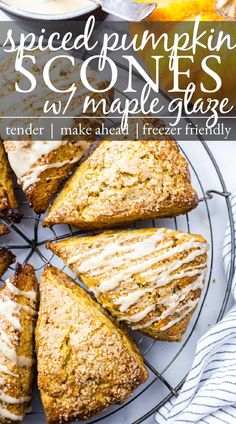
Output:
left=92, top=0, right=157, bottom=21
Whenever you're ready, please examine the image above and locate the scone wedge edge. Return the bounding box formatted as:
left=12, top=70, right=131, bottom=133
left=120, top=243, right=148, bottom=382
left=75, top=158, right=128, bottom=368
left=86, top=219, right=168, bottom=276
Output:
left=4, top=141, right=93, bottom=214
left=0, top=263, right=38, bottom=423
left=0, top=141, right=19, bottom=221
left=0, top=224, right=15, bottom=278
left=47, top=228, right=208, bottom=342
left=43, top=140, right=198, bottom=228
left=36, top=266, right=148, bottom=424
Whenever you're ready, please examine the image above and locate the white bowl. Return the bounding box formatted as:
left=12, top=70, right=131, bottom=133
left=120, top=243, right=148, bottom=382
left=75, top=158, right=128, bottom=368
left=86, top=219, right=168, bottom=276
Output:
left=0, top=0, right=99, bottom=21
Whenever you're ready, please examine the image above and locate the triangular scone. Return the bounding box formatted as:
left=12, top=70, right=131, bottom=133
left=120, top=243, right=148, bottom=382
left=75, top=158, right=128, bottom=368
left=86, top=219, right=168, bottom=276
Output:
left=0, top=142, right=19, bottom=221
left=48, top=228, right=208, bottom=342
left=44, top=140, right=198, bottom=228
left=4, top=141, right=92, bottom=214
left=36, top=266, right=148, bottom=424
left=0, top=264, right=38, bottom=423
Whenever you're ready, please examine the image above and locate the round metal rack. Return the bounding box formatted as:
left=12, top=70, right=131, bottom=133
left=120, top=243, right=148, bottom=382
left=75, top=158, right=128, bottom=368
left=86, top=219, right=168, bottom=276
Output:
left=0, top=137, right=235, bottom=424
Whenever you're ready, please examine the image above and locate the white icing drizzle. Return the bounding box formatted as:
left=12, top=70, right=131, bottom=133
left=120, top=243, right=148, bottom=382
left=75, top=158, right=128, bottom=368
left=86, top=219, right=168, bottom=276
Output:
left=121, top=305, right=155, bottom=324
left=1, top=294, right=37, bottom=320
left=6, top=140, right=90, bottom=191
left=0, top=337, right=17, bottom=363
left=0, top=393, right=31, bottom=404
left=69, top=231, right=206, bottom=294
left=67, top=229, right=208, bottom=332
left=159, top=271, right=206, bottom=309
left=89, top=241, right=174, bottom=278
left=19, top=304, right=37, bottom=316
left=97, top=240, right=206, bottom=294
left=6, top=281, right=36, bottom=302
left=67, top=234, right=163, bottom=266
left=20, top=155, right=84, bottom=191
left=115, top=265, right=206, bottom=313
left=0, top=281, right=37, bottom=419
left=6, top=141, right=69, bottom=179
left=0, top=406, right=23, bottom=421
left=132, top=299, right=199, bottom=330
left=140, top=250, right=206, bottom=284
left=115, top=289, right=148, bottom=312
left=0, top=299, right=22, bottom=330
left=132, top=273, right=206, bottom=330
left=0, top=365, right=18, bottom=378
left=159, top=299, right=199, bottom=332
left=73, top=230, right=166, bottom=272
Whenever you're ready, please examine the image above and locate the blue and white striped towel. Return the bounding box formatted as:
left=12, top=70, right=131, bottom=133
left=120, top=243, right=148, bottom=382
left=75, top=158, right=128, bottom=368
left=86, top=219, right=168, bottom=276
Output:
left=155, top=194, right=236, bottom=424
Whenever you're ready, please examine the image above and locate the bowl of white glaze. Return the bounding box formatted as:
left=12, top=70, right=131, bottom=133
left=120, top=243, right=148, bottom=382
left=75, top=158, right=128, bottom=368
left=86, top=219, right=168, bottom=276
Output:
left=0, top=0, right=101, bottom=21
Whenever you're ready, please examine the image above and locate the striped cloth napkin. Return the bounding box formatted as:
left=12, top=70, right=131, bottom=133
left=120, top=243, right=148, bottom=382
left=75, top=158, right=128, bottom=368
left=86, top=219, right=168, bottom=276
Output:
left=155, top=193, right=236, bottom=424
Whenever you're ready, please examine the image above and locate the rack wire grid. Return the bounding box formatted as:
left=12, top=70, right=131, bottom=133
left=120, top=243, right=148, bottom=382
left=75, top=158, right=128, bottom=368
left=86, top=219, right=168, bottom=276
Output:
left=0, top=137, right=235, bottom=424
left=0, top=49, right=235, bottom=423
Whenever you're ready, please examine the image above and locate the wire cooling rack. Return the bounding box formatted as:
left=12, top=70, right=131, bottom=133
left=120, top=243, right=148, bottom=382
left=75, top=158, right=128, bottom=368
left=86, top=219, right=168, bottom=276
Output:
left=0, top=137, right=235, bottom=424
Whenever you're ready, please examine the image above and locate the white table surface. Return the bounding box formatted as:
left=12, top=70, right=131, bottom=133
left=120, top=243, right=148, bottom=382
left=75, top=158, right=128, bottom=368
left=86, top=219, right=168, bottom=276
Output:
left=142, top=140, right=236, bottom=423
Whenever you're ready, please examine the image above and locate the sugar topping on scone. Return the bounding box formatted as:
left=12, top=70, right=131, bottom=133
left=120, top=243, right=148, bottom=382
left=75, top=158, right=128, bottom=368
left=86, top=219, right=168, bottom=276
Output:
left=0, top=264, right=38, bottom=423
left=48, top=228, right=208, bottom=341
left=44, top=140, right=198, bottom=228
left=36, top=266, right=147, bottom=424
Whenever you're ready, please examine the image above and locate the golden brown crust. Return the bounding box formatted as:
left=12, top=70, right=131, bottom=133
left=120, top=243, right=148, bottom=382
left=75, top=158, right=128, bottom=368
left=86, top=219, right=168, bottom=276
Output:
left=4, top=141, right=93, bottom=215
left=0, top=264, right=38, bottom=424
left=23, top=141, right=92, bottom=214
left=0, top=225, right=15, bottom=278
left=0, top=142, right=19, bottom=221
left=0, top=224, right=9, bottom=237
left=44, top=140, right=198, bottom=229
left=47, top=228, right=208, bottom=342
left=0, top=249, right=15, bottom=279
left=36, top=266, right=148, bottom=424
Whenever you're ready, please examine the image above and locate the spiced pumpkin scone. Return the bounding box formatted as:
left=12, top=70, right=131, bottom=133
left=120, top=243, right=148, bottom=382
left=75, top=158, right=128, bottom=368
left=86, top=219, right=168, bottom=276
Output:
left=48, top=228, right=208, bottom=341
left=4, top=140, right=93, bottom=214
left=0, top=264, right=38, bottom=423
left=36, top=266, right=148, bottom=424
left=0, top=141, right=19, bottom=221
left=43, top=140, right=198, bottom=228
left=0, top=224, right=15, bottom=278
